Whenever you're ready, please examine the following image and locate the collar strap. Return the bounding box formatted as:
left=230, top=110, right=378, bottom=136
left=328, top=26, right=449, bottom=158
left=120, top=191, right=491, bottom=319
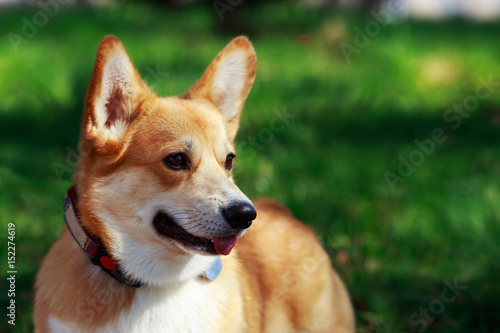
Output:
left=63, top=186, right=222, bottom=287
left=63, top=186, right=142, bottom=287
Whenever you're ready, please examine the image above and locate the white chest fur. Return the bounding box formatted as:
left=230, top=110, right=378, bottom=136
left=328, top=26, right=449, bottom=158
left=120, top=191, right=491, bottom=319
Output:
left=48, top=279, right=226, bottom=333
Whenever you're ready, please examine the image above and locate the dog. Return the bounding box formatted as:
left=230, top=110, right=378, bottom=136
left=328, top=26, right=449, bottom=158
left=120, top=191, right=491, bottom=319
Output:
left=34, top=36, right=354, bottom=332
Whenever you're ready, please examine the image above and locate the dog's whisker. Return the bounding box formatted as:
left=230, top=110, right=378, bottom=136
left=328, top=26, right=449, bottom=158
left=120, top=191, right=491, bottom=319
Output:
left=182, top=224, right=207, bottom=234
left=182, top=221, right=205, bottom=230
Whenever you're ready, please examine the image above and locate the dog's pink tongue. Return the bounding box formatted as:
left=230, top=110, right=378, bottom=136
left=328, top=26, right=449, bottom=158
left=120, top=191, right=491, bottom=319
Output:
left=213, top=236, right=237, bottom=255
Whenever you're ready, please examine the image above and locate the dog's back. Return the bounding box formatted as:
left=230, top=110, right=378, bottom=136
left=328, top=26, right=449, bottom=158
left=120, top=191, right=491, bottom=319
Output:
left=236, top=199, right=354, bottom=332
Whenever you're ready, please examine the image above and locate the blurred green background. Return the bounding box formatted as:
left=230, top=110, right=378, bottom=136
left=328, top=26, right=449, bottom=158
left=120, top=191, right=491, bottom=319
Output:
left=1, top=0, right=500, bottom=332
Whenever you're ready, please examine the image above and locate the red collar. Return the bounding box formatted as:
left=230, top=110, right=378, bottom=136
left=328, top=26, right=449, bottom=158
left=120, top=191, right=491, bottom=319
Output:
left=63, top=186, right=223, bottom=287
left=63, top=186, right=142, bottom=287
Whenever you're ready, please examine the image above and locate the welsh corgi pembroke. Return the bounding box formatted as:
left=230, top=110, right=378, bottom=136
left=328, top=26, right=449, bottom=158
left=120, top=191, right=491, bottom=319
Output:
left=34, top=36, right=355, bottom=332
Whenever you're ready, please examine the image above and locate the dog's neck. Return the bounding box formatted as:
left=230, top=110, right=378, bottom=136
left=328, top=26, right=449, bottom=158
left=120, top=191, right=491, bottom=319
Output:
left=63, top=186, right=222, bottom=287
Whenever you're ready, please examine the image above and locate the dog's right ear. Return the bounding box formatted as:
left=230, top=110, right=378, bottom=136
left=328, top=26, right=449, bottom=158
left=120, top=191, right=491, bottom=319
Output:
left=82, top=36, right=150, bottom=155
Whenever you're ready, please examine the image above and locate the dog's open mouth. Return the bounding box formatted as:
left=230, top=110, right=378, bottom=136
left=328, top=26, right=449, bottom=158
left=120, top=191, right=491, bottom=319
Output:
left=153, top=212, right=237, bottom=256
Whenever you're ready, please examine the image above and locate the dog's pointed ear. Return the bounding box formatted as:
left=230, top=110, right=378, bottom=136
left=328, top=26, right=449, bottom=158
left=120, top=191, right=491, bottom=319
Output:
left=83, top=36, right=150, bottom=153
left=184, top=36, right=257, bottom=141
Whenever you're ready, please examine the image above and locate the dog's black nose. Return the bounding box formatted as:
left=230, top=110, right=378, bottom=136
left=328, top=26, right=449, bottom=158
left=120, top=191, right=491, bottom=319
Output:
left=222, top=202, right=257, bottom=230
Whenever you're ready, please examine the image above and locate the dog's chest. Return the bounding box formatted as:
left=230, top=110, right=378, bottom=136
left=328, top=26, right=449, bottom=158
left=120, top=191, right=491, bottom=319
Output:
left=49, top=279, right=224, bottom=333
left=113, top=281, right=222, bottom=332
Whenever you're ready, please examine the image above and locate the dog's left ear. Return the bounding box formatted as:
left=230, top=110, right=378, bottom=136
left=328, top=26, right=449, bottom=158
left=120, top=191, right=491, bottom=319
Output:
left=184, top=36, right=257, bottom=141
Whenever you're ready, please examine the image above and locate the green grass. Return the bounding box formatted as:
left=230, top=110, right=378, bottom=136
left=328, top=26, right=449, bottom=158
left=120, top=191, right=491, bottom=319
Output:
left=1, top=1, right=500, bottom=332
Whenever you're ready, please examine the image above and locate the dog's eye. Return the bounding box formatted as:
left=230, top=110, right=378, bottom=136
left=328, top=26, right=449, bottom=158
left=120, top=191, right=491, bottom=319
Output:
left=225, top=154, right=235, bottom=171
left=164, top=153, right=189, bottom=170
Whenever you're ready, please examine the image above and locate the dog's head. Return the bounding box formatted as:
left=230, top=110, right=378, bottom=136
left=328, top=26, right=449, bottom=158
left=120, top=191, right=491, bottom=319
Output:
left=74, top=36, right=257, bottom=285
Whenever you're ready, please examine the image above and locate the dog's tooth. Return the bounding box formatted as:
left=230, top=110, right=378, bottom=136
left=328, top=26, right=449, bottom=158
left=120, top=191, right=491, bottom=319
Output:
left=210, top=239, right=214, bottom=243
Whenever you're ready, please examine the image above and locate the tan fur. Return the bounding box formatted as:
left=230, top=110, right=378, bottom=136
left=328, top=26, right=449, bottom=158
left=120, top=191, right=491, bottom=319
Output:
left=34, top=36, right=354, bottom=332
left=237, top=200, right=355, bottom=331
left=34, top=230, right=136, bottom=332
